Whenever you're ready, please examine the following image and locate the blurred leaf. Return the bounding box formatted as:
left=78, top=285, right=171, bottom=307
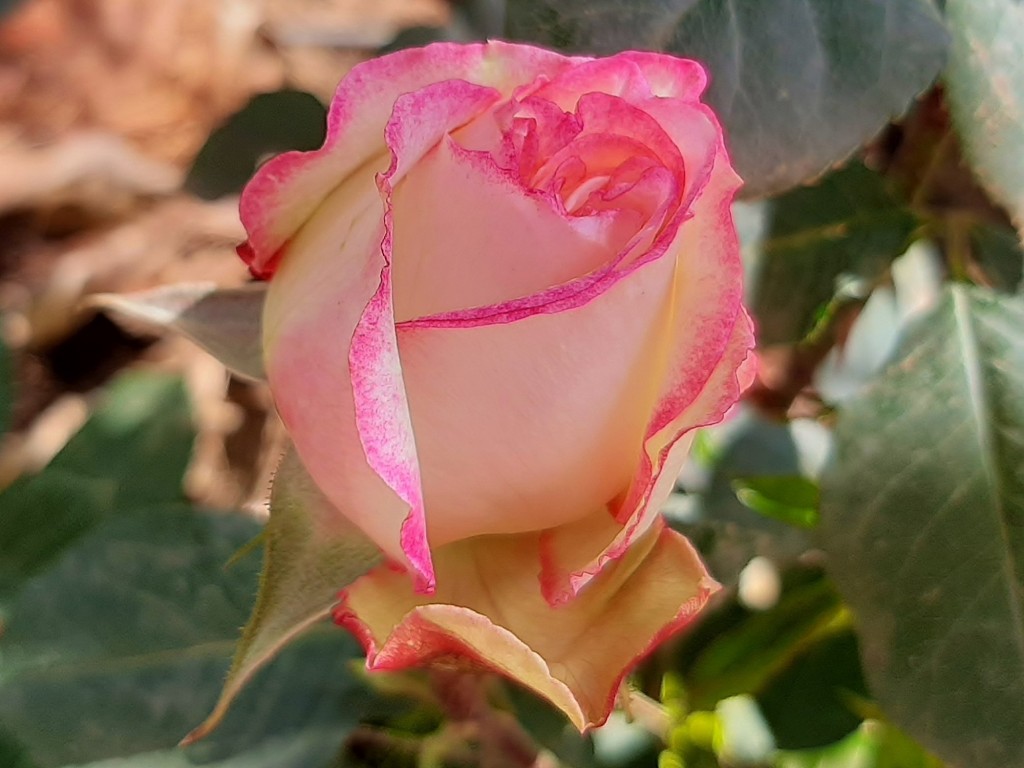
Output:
left=186, top=447, right=380, bottom=744
left=752, top=163, right=920, bottom=345
left=0, top=328, right=11, bottom=439
left=0, top=372, right=193, bottom=599
left=820, top=286, right=1024, bottom=767
left=945, top=0, right=1024, bottom=234
left=674, top=414, right=813, bottom=584
left=774, top=721, right=943, bottom=768
left=94, top=284, right=267, bottom=381
left=0, top=472, right=114, bottom=600
left=186, top=91, right=327, bottom=200
left=757, top=632, right=867, bottom=750
left=0, top=506, right=370, bottom=768
left=674, top=570, right=860, bottom=720
left=382, top=0, right=506, bottom=50
left=53, top=729, right=347, bottom=768
left=970, top=221, right=1024, bottom=293
left=733, top=476, right=820, bottom=529
left=506, top=0, right=948, bottom=197
left=47, top=371, right=194, bottom=507
left=505, top=684, right=597, bottom=768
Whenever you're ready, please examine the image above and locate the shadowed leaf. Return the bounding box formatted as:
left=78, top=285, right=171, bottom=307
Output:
left=820, top=287, right=1024, bottom=767
left=507, top=0, right=948, bottom=196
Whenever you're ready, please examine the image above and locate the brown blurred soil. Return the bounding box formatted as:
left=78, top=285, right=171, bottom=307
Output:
left=0, top=0, right=447, bottom=508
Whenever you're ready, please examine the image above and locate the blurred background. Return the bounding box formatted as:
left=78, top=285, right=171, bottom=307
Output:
left=0, top=0, right=457, bottom=511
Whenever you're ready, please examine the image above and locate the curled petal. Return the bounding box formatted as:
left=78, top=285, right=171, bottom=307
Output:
left=540, top=135, right=755, bottom=604
left=336, top=523, right=718, bottom=730
left=240, top=41, right=587, bottom=278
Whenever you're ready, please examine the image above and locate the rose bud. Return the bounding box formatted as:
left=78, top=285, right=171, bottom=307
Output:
left=239, top=41, right=755, bottom=729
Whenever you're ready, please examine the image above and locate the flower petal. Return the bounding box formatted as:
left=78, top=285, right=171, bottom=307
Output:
left=390, top=137, right=631, bottom=322
left=336, top=523, right=718, bottom=730
left=239, top=42, right=586, bottom=278
left=395, top=245, right=679, bottom=545
left=539, top=136, right=755, bottom=604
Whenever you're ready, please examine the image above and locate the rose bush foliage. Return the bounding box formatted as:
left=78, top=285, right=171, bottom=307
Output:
left=238, top=41, right=755, bottom=729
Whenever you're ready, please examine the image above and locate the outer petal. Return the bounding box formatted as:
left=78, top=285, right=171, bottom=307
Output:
left=264, top=79, right=503, bottom=589
left=336, top=523, right=719, bottom=730
left=395, top=245, right=678, bottom=546
left=239, top=42, right=587, bottom=277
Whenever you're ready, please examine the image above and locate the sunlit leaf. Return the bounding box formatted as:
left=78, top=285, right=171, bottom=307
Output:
left=733, top=476, right=820, bottom=529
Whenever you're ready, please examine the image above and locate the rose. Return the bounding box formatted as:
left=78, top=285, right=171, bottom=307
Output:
left=240, top=41, right=754, bottom=729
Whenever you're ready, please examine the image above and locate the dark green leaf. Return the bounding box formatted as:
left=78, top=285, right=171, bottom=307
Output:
left=820, top=286, right=1024, bottom=767
left=0, top=506, right=369, bottom=767
left=185, top=91, right=327, bottom=200
left=757, top=632, right=866, bottom=750
left=944, top=0, right=1024, bottom=234
left=733, top=476, right=820, bottom=529
left=970, top=221, right=1024, bottom=293
left=0, top=472, right=115, bottom=599
left=506, top=0, right=948, bottom=196
left=674, top=570, right=855, bottom=713
left=752, top=163, right=920, bottom=345
left=47, top=371, right=194, bottom=507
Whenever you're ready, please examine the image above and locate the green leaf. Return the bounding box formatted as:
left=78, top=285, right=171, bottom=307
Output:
left=381, top=0, right=506, bottom=50
left=733, top=476, right=820, bottom=529
left=0, top=506, right=370, bottom=767
left=94, top=284, right=267, bottom=381
left=970, top=221, right=1024, bottom=293
left=673, top=569, right=862, bottom=728
left=0, top=328, right=11, bottom=439
left=506, top=0, right=948, bottom=197
left=945, top=0, right=1024, bottom=234
left=186, top=446, right=381, bottom=744
left=820, top=286, right=1024, bottom=767
left=752, top=163, right=920, bottom=345
left=185, top=90, right=327, bottom=201
left=46, top=371, right=194, bottom=507
left=0, top=472, right=115, bottom=599
left=0, top=372, right=194, bottom=599
left=672, top=414, right=814, bottom=584
left=774, top=721, right=943, bottom=768
left=55, top=729, right=348, bottom=768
